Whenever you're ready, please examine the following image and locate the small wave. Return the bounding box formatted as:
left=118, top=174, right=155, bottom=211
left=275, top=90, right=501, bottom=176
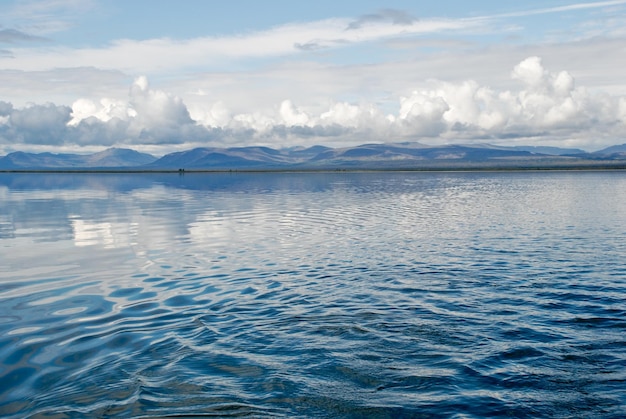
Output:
left=2, top=172, right=626, bottom=418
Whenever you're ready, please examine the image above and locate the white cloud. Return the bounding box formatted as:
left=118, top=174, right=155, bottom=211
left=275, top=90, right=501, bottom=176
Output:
left=320, top=102, right=365, bottom=128
left=491, top=0, right=626, bottom=19
left=1, top=2, right=625, bottom=154
left=511, top=56, right=549, bottom=91
left=373, top=55, right=626, bottom=144
left=2, top=3, right=626, bottom=137
left=279, top=100, right=310, bottom=126
left=1, top=56, right=626, bottom=153
left=398, top=90, right=449, bottom=137
left=127, top=75, right=193, bottom=128
left=68, top=97, right=131, bottom=125
left=619, top=97, right=626, bottom=122
left=65, top=76, right=199, bottom=146
left=188, top=101, right=232, bottom=128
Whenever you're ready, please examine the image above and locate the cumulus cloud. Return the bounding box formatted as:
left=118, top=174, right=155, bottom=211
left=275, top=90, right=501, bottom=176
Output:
left=65, top=76, right=202, bottom=146
left=0, top=75, right=208, bottom=150
left=190, top=57, right=625, bottom=147
left=274, top=57, right=620, bottom=146
left=69, top=98, right=132, bottom=124
left=279, top=100, right=310, bottom=126
left=129, top=75, right=193, bottom=127
left=1, top=57, right=626, bottom=153
left=398, top=90, right=450, bottom=136
left=508, top=57, right=595, bottom=130
left=374, top=56, right=626, bottom=145
left=511, top=56, right=575, bottom=97
left=126, top=76, right=196, bottom=141
left=6, top=103, right=72, bottom=145
left=188, top=101, right=231, bottom=128
left=0, top=101, right=13, bottom=115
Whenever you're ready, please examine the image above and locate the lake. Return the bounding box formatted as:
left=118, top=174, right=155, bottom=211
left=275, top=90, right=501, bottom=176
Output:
left=1, top=171, right=625, bottom=418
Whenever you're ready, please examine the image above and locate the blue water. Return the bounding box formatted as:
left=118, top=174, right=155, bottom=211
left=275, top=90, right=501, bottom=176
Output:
left=1, top=171, right=625, bottom=418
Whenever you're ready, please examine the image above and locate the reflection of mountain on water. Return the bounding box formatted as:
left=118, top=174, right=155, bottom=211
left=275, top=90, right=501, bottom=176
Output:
left=0, top=148, right=157, bottom=169
left=0, top=172, right=354, bottom=193
left=0, top=173, right=164, bottom=192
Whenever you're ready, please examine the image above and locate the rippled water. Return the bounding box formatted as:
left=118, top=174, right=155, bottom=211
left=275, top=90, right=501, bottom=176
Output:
left=1, top=171, right=626, bottom=418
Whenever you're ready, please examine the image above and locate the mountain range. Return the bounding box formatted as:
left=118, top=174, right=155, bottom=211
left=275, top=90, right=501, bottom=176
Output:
left=1, top=142, right=626, bottom=171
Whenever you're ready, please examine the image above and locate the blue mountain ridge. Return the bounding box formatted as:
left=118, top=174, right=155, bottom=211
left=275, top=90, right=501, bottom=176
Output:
left=0, top=142, right=624, bottom=170
left=0, top=147, right=157, bottom=169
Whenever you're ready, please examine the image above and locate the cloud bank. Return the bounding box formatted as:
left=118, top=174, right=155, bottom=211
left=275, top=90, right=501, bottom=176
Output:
left=1, top=57, right=625, bottom=154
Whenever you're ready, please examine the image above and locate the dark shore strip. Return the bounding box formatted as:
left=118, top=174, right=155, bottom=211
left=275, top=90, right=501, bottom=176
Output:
left=2, top=163, right=626, bottom=174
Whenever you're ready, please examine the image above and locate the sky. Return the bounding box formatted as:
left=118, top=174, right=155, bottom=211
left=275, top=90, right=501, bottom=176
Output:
left=1, top=0, right=626, bottom=155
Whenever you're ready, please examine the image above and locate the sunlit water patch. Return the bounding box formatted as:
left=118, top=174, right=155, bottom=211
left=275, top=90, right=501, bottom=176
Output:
left=1, top=171, right=626, bottom=418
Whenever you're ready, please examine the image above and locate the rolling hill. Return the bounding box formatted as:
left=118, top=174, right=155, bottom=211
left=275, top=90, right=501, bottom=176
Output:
left=1, top=143, right=625, bottom=170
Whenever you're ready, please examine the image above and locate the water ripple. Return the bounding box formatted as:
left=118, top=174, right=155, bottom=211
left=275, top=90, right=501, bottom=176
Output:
left=1, top=172, right=626, bottom=417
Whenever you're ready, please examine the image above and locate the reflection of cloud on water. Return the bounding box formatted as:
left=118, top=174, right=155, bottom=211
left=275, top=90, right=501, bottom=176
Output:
left=62, top=186, right=198, bottom=249
left=0, top=213, right=13, bottom=239
left=187, top=203, right=329, bottom=254
left=69, top=214, right=183, bottom=251
left=71, top=216, right=139, bottom=249
left=6, top=189, right=110, bottom=201
left=188, top=210, right=239, bottom=248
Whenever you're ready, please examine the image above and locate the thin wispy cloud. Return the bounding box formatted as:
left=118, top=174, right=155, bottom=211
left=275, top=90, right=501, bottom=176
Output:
left=488, top=0, right=626, bottom=18
left=0, top=16, right=478, bottom=73
left=346, top=9, right=418, bottom=30
left=0, top=28, right=48, bottom=44
left=5, top=0, right=97, bottom=35
left=3, top=1, right=624, bottom=74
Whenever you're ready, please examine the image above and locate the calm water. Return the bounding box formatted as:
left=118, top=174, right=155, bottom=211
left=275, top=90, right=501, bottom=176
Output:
left=1, top=171, right=625, bottom=418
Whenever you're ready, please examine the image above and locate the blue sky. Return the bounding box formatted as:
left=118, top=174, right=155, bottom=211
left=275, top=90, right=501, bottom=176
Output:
left=1, top=0, right=626, bottom=154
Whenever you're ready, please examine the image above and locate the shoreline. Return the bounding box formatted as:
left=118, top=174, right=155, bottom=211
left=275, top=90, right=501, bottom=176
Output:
left=2, top=164, right=626, bottom=174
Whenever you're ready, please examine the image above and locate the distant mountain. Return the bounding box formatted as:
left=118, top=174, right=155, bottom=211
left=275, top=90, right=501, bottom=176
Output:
left=304, top=143, right=552, bottom=168
left=2, top=142, right=626, bottom=171
left=592, top=143, right=626, bottom=158
left=148, top=143, right=626, bottom=169
left=149, top=142, right=613, bottom=170
left=282, top=145, right=332, bottom=159
left=0, top=148, right=156, bottom=169
left=84, top=148, right=157, bottom=166
left=148, top=146, right=296, bottom=169
left=510, top=145, right=586, bottom=155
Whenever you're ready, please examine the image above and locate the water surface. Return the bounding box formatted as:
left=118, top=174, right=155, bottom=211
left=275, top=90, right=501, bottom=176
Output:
left=1, top=171, right=625, bottom=418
